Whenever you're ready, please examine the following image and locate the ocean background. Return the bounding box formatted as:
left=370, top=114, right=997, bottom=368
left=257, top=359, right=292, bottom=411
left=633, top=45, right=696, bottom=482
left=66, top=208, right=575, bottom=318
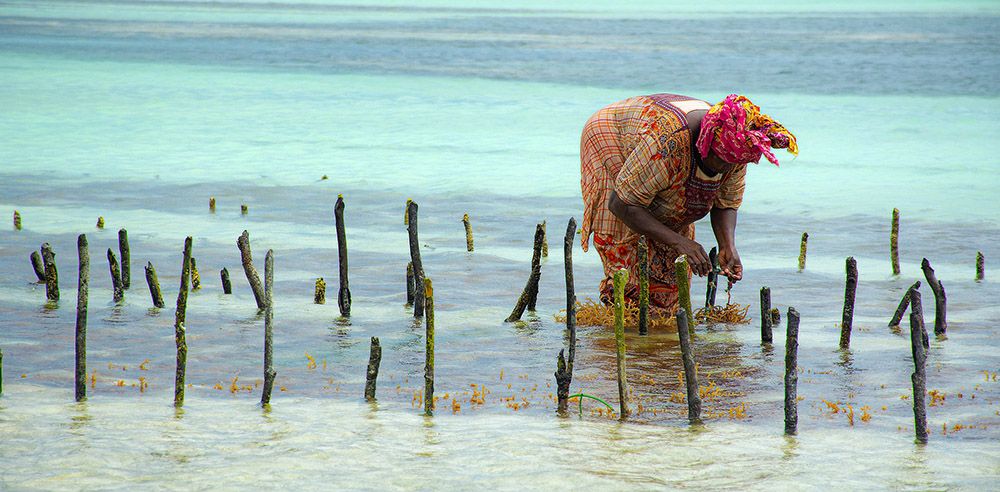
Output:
left=1, top=0, right=999, bottom=489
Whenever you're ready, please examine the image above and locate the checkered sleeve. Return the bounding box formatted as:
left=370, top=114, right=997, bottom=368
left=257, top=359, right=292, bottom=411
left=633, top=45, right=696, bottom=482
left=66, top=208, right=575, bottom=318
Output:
left=613, top=133, right=675, bottom=207
left=714, top=162, right=747, bottom=209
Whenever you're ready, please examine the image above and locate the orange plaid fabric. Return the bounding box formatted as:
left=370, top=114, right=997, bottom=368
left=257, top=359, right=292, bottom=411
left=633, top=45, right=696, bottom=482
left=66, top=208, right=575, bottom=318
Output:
left=579, top=94, right=747, bottom=310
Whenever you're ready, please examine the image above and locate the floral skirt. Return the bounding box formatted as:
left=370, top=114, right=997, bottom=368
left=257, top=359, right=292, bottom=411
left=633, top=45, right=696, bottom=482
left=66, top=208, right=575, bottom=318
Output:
left=592, top=227, right=693, bottom=313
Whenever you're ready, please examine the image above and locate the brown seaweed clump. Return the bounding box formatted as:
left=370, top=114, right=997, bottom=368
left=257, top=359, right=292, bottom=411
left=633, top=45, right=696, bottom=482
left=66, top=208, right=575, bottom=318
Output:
left=694, top=304, right=752, bottom=324
left=555, top=299, right=678, bottom=331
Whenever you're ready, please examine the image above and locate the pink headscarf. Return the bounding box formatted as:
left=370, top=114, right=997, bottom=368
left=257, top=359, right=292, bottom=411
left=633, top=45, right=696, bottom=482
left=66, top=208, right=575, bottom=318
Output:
left=695, top=94, right=798, bottom=166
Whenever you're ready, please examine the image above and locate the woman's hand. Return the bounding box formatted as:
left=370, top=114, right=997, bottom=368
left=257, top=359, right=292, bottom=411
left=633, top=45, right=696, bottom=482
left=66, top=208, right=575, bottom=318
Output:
left=674, top=237, right=712, bottom=277
left=718, top=246, right=743, bottom=283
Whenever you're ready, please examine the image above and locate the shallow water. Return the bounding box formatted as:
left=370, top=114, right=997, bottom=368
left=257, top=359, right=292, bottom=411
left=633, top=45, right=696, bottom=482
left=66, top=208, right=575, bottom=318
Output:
left=1, top=0, right=999, bottom=489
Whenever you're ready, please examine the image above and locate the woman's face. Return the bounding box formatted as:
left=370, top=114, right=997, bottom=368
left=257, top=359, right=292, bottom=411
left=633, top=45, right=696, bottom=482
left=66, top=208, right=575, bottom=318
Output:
left=702, top=151, right=739, bottom=175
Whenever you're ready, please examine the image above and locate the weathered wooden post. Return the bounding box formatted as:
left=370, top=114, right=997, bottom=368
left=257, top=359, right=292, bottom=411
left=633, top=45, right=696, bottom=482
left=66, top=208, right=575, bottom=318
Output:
left=209, top=197, right=216, bottom=213
left=541, top=220, right=548, bottom=258
left=675, top=309, right=701, bottom=424
left=462, top=214, right=474, bottom=252
left=705, top=246, right=719, bottom=310
left=423, top=277, right=435, bottom=416
left=241, top=204, right=248, bottom=216
left=314, top=278, right=326, bottom=304
left=30, top=251, right=45, bottom=282
left=921, top=259, right=947, bottom=336
left=613, top=268, right=630, bottom=419
left=145, top=262, right=165, bottom=308
left=555, top=218, right=577, bottom=414
left=118, top=228, right=130, bottom=290
left=403, top=198, right=412, bottom=225
left=220, top=268, right=232, bottom=294
left=237, top=230, right=266, bottom=310
left=760, top=286, right=773, bottom=344
left=407, top=201, right=425, bottom=317
left=891, top=208, right=900, bottom=276
left=0, top=347, right=3, bottom=396
left=107, top=249, right=124, bottom=303
left=261, top=250, right=276, bottom=407
left=174, top=237, right=193, bottom=407
left=41, top=243, right=59, bottom=301
left=784, top=307, right=800, bottom=435
left=505, top=223, right=544, bottom=322
left=96, top=216, right=104, bottom=229
left=908, top=289, right=928, bottom=444
left=674, top=255, right=693, bottom=333
left=405, top=262, right=414, bottom=306
left=13, top=210, right=21, bottom=230
left=189, top=257, right=202, bottom=291
left=335, top=195, right=351, bottom=317
left=365, top=337, right=381, bottom=402
left=75, top=234, right=89, bottom=402
left=976, top=252, right=985, bottom=281
left=840, top=257, right=858, bottom=349
left=798, top=232, right=808, bottom=271
left=638, top=236, right=649, bottom=335
left=889, top=281, right=921, bottom=328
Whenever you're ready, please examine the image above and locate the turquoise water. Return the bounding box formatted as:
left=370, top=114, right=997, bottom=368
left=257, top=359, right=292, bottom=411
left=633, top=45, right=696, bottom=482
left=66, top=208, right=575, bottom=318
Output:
left=2, top=0, right=999, bottom=489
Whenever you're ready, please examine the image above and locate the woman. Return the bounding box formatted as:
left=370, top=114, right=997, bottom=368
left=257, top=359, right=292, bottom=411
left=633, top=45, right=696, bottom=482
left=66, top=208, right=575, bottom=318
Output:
left=580, top=93, right=797, bottom=312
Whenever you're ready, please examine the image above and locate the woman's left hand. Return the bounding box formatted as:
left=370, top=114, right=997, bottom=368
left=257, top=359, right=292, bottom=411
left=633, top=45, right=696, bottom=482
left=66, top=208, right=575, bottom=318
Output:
left=718, top=246, right=743, bottom=283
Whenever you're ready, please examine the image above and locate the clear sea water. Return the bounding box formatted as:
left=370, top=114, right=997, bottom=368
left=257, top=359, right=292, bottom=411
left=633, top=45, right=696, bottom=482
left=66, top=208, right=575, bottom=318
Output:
left=1, top=0, right=999, bottom=489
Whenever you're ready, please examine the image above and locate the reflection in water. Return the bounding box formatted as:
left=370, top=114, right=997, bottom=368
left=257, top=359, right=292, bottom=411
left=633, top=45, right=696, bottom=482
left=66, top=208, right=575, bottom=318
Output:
left=780, top=435, right=799, bottom=462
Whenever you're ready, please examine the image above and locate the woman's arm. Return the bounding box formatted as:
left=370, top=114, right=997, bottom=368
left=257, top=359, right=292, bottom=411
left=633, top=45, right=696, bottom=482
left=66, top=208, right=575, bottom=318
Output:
left=710, top=207, right=742, bottom=282
left=608, top=191, right=712, bottom=276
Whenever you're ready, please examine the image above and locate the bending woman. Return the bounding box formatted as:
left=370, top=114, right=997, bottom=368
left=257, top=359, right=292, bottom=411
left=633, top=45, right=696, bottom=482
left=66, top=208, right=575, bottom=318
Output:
left=580, top=93, right=797, bottom=312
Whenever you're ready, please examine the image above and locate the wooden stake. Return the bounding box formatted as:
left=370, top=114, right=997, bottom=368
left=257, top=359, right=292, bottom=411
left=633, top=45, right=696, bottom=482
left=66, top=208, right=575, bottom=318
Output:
left=613, top=268, right=630, bottom=419
left=555, top=217, right=577, bottom=414
left=889, top=281, right=921, bottom=328
left=784, top=307, right=800, bottom=435
left=335, top=195, right=351, bottom=317
left=541, top=220, right=548, bottom=258
left=407, top=201, right=425, bottom=317
left=118, top=228, right=130, bottom=290
left=220, top=268, right=232, bottom=294
left=638, top=236, right=649, bottom=335
left=462, top=213, right=474, bottom=252
left=190, top=257, right=201, bottom=291
left=770, top=308, right=781, bottom=326
left=241, top=204, right=248, bottom=216
left=705, top=246, right=719, bottom=309
left=505, top=223, right=544, bottom=322
left=423, top=277, right=435, bottom=416
left=921, top=258, right=947, bottom=336
left=145, top=262, right=165, bottom=308
left=908, top=289, right=928, bottom=444
left=840, top=257, right=858, bottom=349
left=798, top=232, right=808, bottom=271
left=41, top=242, right=59, bottom=301
left=403, top=198, right=412, bottom=225
left=209, top=197, right=216, bottom=213
left=760, top=286, right=773, bottom=344
left=405, top=262, right=414, bottom=306
left=675, top=309, right=701, bottom=424
left=365, top=337, right=381, bottom=402
left=891, top=208, right=900, bottom=276
left=674, top=255, right=693, bottom=332
left=174, top=237, right=192, bottom=407
left=13, top=210, right=21, bottom=230
left=30, top=251, right=45, bottom=282
left=0, top=347, right=3, bottom=396
left=75, top=234, right=89, bottom=402
left=96, top=216, right=104, bottom=229
left=314, top=277, right=326, bottom=304
left=237, top=230, right=266, bottom=310
left=976, top=252, right=985, bottom=281
left=261, top=250, right=276, bottom=406
left=107, top=248, right=124, bottom=303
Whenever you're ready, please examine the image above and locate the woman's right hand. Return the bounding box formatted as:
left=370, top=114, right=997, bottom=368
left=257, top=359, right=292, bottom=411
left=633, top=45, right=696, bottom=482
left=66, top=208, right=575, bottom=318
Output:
left=673, top=237, right=711, bottom=276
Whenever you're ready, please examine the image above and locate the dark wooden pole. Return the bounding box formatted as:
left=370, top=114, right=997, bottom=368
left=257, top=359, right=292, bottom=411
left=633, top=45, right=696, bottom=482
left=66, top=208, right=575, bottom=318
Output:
left=613, top=268, right=630, bottom=419
left=189, top=257, right=201, bottom=291
left=0, top=347, right=3, bottom=396
left=405, top=262, right=414, bottom=306
left=365, top=337, right=381, bottom=402
left=890, top=208, right=900, bottom=276
left=839, top=257, right=858, bottom=349
left=638, top=236, right=649, bottom=335
left=760, top=286, right=773, bottom=344
left=463, top=213, right=474, bottom=252
left=220, top=268, right=232, bottom=294
left=505, top=223, right=544, bottom=322
left=705, top=246, right=719, bottom=310
left=976, top=252, right=984, bottom=281
left=407, top=201, right=425, bottom=317
left=75, top=234, right=89, bottom=402
left=541, top=220, right=548, bottom=258
left=674, top=255, right=693, bottom=332
left=314, top=277, right=326, bottom=304
left=41, top=242, right=59, bottom=301
left=174, top=237, right=192, bottom=407
left=261, top=250, right=276, bottom=406
left=107, top=248, right=124, bottom=303
left=30, top=251, right=45, bottom=282
left=118, top=228, right=130, bottom=290
left=921, top=259, right=947, bottom=336
left=423, top=277, right=435, bottom=416
left=335, top=195, right=351, bottom=317
left=908, top=289, right=928, bottom=444
left=555, top=218, right=577, bottom=414
left=237, top=230, right=266, bottom=310
left=798, top=232, right=808, bottom=271
left=784, top=307, right=800, bottom=435
left=13, top=210, right=21, bottom=230
left=96, top=216, right=104, bottom=229
left=145, top=262, right=165, bottom=308
left=889, top=281, right=921, bottom=328
left=675, top=309, right=701, bottom=424
left=209, top=197, right=216, bottom=213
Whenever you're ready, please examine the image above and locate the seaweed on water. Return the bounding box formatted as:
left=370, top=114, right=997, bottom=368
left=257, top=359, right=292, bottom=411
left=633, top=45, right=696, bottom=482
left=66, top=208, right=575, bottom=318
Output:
left=694, top=304, right=752, bottom=324
left=556, top=298, right=751, bottom=329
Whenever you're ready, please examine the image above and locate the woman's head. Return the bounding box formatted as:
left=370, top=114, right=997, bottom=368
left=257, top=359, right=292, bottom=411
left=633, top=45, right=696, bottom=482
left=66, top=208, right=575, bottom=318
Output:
left=696, top=94, right=798, bottom=166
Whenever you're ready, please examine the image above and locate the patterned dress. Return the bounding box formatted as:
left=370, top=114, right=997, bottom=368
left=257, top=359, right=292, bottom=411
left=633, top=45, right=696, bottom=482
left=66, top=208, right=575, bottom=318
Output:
left=580, top=94, right=746, bottom=311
